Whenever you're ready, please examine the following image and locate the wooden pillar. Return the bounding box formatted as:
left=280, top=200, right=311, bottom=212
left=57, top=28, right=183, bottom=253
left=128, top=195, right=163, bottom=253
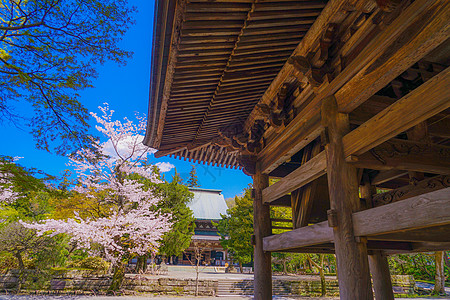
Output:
left=369, top=251, right=395, bottom=300
left=321, top=95, right=373, bottom=300
left=361, top=177, right=395, bottom=300
left=253, top=170, right=272, bottom=300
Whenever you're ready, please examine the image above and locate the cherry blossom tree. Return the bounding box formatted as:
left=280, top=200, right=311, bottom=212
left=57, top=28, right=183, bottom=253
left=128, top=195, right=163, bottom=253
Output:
left=22, top=103, right=172, bottom=291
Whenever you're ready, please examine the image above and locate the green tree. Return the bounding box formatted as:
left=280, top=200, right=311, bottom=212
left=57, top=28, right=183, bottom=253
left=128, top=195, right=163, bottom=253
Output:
left=0, top=0, right=135, bottom=154
left=216, top=188, right=254, bottom=273
left=156, top=172, right=195, bottom=263
left=187, top=165, right=200, bottom=187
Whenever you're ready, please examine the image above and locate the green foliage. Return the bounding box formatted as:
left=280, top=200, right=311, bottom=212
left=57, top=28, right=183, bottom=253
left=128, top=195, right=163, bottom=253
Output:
left=67, top=256, right=110, bottom=272
left=0, top=0, right=135, bottom=154
left=187, top=165, right=200, bottom=187
left=154, top=172, right=195, bottom=258
left=216, top=187, right=254, bottom=268
left=389, top=253, right=450, bottom=282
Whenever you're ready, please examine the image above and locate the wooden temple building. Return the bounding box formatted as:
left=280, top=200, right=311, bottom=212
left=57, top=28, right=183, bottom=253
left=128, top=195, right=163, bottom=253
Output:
left=144, top=0, right=450, bottom=299
left=181, top=187, right=229, bottom=266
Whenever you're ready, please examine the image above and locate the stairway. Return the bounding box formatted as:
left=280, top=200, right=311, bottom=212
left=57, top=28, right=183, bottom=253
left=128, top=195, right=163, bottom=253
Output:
left=217, top=279, right=292, bottom=296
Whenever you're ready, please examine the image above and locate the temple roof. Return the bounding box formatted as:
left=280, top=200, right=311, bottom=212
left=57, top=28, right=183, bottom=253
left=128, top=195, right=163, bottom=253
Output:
left=188, top=187, right=228, bottom=220
left=144, top=0, right=328, bottom=169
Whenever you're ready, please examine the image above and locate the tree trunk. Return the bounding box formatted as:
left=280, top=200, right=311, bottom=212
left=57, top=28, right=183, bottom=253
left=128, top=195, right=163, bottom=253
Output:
left=108, top=262, right=126, bottom=293
left=434, top=251, right=446, bottom=295
left=136, top=255, right=148, bottom=273
left=15, top=252, right=25, bottom=292
left=195, top=259, right=200, bottom=296
left=239, top=261, right=243, bottom=273
left=283, top=258, right=287, bottom=275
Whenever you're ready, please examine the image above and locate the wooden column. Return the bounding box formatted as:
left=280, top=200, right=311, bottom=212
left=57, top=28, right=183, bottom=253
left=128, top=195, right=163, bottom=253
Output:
left=369, top=251, right=394, bottom=300
left=361, top=177, right=394, bottom=300
left=321, top=95, right=373, bottom=299
left=253, top=170, right=272, bottom=300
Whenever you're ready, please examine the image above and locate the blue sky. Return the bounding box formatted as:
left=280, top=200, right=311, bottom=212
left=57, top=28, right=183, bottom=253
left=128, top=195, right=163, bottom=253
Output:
left=0, top=0, right=252, bottom=199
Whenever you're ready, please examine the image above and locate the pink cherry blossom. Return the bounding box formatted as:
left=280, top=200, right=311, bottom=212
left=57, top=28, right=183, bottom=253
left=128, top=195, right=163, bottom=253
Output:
left=22, top=103, right=172, bottom=264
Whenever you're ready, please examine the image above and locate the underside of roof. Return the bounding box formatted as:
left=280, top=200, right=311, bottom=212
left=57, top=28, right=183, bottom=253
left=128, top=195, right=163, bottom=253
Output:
left=144, top=0, right=328, bottom=168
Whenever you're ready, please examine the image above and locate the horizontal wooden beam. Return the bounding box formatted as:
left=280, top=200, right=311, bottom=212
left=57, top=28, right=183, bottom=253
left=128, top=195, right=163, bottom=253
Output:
left=263, top=188, right=450, bottom=252
left=372, top=175, right=450, bottom=207
left=370, top=170, right=408, bottom=186
left=353, top=187, right=450, bottom=237
left=336, top=0, right=450, bottom=113
left=258, top=114, right=322, bottom=174
left=269, top=195, right=291, bottom=207
left=262, top=151, right=326, bottom=204
left=371, top=224, right=450, bottom=243
left=263, top=221, right=333, bottom=252
left=343, top=66, right=450, bottom=157
left=348, top=139, right=450, bottom=175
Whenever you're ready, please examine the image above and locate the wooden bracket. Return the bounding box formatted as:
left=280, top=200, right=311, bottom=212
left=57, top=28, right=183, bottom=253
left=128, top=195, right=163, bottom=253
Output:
left=288, top=55, right=326, bottom=87
left=327, top=209, right=338, bottom=227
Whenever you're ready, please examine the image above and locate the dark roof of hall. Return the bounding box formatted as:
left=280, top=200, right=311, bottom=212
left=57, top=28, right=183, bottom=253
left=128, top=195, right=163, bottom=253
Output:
left=144, top=0, right=328, bottom=168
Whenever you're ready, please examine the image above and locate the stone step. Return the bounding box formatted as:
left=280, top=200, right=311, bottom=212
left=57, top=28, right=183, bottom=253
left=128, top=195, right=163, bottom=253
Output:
left=217, top=280, right=293, bottom=296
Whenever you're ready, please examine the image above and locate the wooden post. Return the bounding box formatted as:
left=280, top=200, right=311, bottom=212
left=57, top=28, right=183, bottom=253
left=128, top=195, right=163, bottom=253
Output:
left=361, top=177, right=395, bottom=300
left=253, top=169, right=272, bottom=300
left=321, top=95, right=373, bottom=299
left=369, top=251, right=395, bottom=300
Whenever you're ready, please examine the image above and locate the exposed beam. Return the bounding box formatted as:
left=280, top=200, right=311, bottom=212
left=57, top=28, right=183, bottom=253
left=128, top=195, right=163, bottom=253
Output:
left=370, top=170, right=408, bottom=186
left=336, top=0, right=450, bottom=113
left=348, top=139, right=450, bottom=175
left=264, top=188, right=450, bottom=252
left=372, top=175, right=450, bottom=207
left=262, top=151, right=326, bottom=204
left=353, top=187, right=450, bottom=237
left=370, top=224, right=450, bottom=243
left=250, top=0, right=449, bottom=175
left=258, top=114, right=323, bottom=174
left=263, top=221, right=333, bottom=252
left=244, top=0, right=374, bottom=131
left=343, top=66, right=450, bottom=157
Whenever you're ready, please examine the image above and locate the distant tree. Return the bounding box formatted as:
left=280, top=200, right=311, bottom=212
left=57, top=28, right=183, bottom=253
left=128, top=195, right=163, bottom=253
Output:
left=0, top=222, right=59, bottom=290
left=216, top=188, right=254, bottom=273
left=155, top=172, right=195, bottom=264
left=0, top=0, right=135, bottom=154
left=187, top=165, right=200, bottom=187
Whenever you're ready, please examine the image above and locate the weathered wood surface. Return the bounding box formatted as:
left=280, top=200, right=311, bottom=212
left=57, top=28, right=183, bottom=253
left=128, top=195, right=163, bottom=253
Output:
left=373, top=175, right=450, bottom=207
left=252, top=0, right=450, bottom=175
left=263, top=221, right=333, bottom=252
left=244, top=0, right=360, bottom=131
left=369, top=250, right=395, bottom=300
left=291, top=142, right=321, bottom=228
left=353, top=187, right=450, bottom=237
left=253, top=171, right=272, bottom=300
left=258, top=114, right=323, bottom=174
left=262, top=150, right=326, bottom=204
left=361, top=179, right=395, bottom=300
left=264, top=188, right=450, bottom=252
left=348, top=140, right=450, bottom=175
left=371, top=170, right=408, bottom=186
left=336, top=0, right=450, bottom=113
left=343, top=66, right=450, bottom=157
left=321, top=95, right=373, bottom=299
left=371, top=224, right=450, bottom=243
